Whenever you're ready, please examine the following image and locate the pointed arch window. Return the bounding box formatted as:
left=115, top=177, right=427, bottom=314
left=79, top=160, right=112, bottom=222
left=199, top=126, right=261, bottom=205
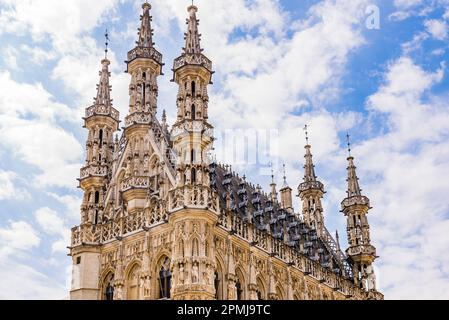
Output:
left=99, top=129, right=104, bottom=146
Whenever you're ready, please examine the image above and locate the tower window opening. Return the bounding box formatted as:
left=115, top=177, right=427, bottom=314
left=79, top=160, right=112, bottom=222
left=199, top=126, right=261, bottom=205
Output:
left=99, top=129, right=104, bottom=145
left=191, top=104, right=196, bottom=120
left=191, top=168, right=197, bottom=184
left=191, top=149, right=195, bottom=163
left=142, top=72, right=146, bottom=79
left=95, top=191, right=100, bottom=204
left=192, top=81, right=196, bottom=96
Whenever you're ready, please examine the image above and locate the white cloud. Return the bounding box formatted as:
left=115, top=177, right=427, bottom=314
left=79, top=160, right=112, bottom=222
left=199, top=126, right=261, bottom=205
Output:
left=35, top=207, right=71, bottom=254
left=20, top=45, right=56, bottom=65
left=0, top=221, right=40, bottom=258
left=424, top=19, right=448, bottom=40
left=0, top=115, right=82, bottom=188
left=2, top=45, right=20, bottom=70
left=0, top=170, right=30, bottom=200
left=0, top=259, right=68, bottom=300
left=355, top=56, right=449, bottom=299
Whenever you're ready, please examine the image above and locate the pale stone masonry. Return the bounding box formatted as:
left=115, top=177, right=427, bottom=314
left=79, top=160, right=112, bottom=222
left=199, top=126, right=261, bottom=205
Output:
left=69, top=3, right=383, bottom=301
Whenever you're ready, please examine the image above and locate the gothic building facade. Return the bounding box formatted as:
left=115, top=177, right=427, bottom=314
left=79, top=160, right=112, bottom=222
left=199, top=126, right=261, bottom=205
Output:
left=69, top=3, right=383, bottom=300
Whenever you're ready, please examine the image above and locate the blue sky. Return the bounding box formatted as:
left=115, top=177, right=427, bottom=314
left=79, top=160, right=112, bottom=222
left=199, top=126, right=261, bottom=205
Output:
left=0, top=0, right=449, bottom=299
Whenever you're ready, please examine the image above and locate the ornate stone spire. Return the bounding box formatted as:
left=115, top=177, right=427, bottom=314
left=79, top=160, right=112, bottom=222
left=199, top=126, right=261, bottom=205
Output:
left=346, top=156, right=362, bottom=197
left=299, top=126, right=323, bottom=192
left=184, top=5, right=202, bottom=54
left=345, top=133, right=362, bottom=197
left=94, top=58, right=112, bottom=108
left=303, top=145, right=317, bottom=183
left=126, top=2, right=163, bottom=71
left=137, top=2, right=154, bottom=48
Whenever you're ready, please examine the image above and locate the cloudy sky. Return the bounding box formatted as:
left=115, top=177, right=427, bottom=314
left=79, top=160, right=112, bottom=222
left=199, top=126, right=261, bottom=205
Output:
left=0, top=0, right=448, bottom=300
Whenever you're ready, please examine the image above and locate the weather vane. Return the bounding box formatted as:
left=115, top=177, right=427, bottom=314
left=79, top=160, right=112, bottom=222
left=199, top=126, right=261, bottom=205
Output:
left=303, top=124, right=309, bottom=145
left=104, top=29, right=109, bottom=59
left=282, top=163, right=287, bottom=184
left=346, top=132, right=352, bottom=157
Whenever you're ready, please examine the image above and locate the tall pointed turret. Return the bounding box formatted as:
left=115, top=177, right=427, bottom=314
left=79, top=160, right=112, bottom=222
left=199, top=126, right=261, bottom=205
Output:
left=79, top=54, right=120, bottom=225
left=72, top=40, right=120, bottom=299
left=169, top=3, right=218, bottom=301
left=298, top=126, right=325, bottom=235
left=341, top=134, right=377, bottom=292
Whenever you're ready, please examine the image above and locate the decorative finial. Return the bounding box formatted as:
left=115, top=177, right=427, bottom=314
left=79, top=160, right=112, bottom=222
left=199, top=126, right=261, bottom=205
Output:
left=270, top=162, right=275, bottom=184
left=346, top=132, right=352, bottom=157
left=304, top=124, right=309, bottom=145
left=283, top=163, right=287, bottom=184
left=104, top=29, right=109, bottom=59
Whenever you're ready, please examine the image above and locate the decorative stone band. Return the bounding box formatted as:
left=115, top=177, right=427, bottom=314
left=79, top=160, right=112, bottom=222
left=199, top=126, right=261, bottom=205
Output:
left=171, top=120, right=214, bottom=137
left=298, top=180, right=324, bottom=193
left=70, top=207, right=167, bottom=247
left=85, top=104, right=120, bottom=122
left=80, top=165, right=108, bottom=179
left=173, top=53, right=212, bottom=72
left=124, top=112, right=152, bottom=127
left=341, top=195, right=370, bottom=210
left=121, top=176, right=151, bottom=191
left=168, top=185, right=219, bottom=213
left=127, top=46, right=163, bottom=66
left=346, top=245, right=376, bottom=257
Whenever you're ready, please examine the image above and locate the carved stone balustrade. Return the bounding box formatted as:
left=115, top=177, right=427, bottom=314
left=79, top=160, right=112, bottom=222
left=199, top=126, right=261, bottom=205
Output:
left=85, top=104, right=120, bottom=121
left=173, top=53, right=212, bottom=72
left=80, top=165, right=108, bottom=180
left=168, top=185, right=219, bottom=213
left=125, top=112, right=152, bottom=127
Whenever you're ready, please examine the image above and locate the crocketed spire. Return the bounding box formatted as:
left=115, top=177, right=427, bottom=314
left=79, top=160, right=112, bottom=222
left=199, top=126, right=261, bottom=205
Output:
left=303, top=145, right=317, bottom=183
left=94, top=58, right=112, bottom=107
left=346, top=156, right=362, bottom=197
left=184, top=5, right=202, bottom=54
left=137, top=2, right=154, bottom=48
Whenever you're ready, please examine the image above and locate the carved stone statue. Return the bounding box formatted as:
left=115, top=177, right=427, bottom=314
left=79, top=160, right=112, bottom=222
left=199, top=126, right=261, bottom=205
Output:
left=192, top=262, right=199, bottom=283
